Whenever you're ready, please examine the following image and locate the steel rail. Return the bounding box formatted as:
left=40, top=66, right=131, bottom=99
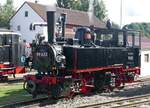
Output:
left=77, top=94, right=150, bottom=108
left=1, top=77, right=150, bottom=108
left=0, top=96, right=66, bottom=108
left=111, top=99, right=150, bottom=108
left=0, top=78, right=23, bottom=86
left=0, top=97, right=48, bottom=108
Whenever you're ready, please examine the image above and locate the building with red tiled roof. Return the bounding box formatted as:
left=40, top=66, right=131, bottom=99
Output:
left=10, top=2, right=106, bottom=42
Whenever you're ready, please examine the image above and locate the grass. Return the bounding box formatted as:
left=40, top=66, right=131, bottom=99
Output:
left=0, top=82, right=46, bottom=106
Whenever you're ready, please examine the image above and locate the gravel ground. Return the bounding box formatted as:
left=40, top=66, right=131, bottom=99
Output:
left=21, top=77, right=150, bottom=108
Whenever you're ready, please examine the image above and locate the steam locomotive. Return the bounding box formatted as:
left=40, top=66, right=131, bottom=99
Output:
left=0, top=30, right=25, bottom=80
left=23, top=11, right=141, bottom=98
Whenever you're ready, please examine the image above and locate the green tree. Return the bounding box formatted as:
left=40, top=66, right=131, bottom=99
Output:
left=75, top=0, right=89, bottom=11
left=93, top=0, right=107, bottom=21
left=124, top=23, right=150, bottom=37
left=57, top=0, right=72, bottom=9
left=0, top=0, right=15, bottom=28
left=57, top=0, right=107, bottom=21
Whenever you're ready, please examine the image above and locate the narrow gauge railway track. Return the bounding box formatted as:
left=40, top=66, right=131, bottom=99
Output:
left=1, top=96, right=65, bottom=108
left=140, top=77, right=150, bottom=83
left=1, top=77, right=150, bottom=108
left=77, top=94, right=150, bottom=108
left=123, top=77, right=150, bottom=88
left=137, top=77, right=150, bottom=82
left=6, top=78, right=23, bottom=83
left=0, top=78, right=23, bottom=85
left=0, top=97, right=48, bottom=108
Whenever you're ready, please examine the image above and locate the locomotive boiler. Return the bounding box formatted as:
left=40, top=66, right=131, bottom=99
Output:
left=24, top=11, right=141, bottom=98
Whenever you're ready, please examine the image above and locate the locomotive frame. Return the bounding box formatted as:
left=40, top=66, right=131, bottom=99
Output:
left=23, top=11, right=141, bottom=98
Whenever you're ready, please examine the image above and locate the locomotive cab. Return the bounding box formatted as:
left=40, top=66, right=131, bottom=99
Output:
left=94, top=28, right=141, bottom=48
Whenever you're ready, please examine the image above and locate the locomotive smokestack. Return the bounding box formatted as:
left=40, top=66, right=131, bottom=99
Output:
left=61, top=13, right=66, bottom=38
left=47, top=11, right=56, bottom=43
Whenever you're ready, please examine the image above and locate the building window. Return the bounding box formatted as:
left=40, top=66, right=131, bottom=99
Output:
left=144, top=54, right=149, bottom=63
left=29, top=23, right=35, bottom=31
left=17, top=25, right=21, bottom=31
left=25, top=11, right=28, bottom=17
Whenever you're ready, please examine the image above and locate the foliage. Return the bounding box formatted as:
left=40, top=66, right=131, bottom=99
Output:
left=124, top=23, right=150, bottom=37
left=57, top=0, right=73, bottom=9
left=74, top=0, right=89, bottom=11
left=0, top=0, right=15, bottom=28
left=57, top=0, right=89, bottom=11
left=93, top=0, right=107, bottom=21
left=57, top=0, right=107, bottom=21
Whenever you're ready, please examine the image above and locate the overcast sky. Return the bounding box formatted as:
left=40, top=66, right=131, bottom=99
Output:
left=0, top=0, right=149, bottom=26
left=104, top=0, right=150, bottom=26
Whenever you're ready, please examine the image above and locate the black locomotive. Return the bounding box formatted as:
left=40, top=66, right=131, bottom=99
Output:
left=24, top=11, right=141, bottom=98
left=0, top=30, right=25, bottom=80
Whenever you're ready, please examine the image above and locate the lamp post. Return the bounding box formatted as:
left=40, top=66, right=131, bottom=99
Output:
left=120, top=0, right=122, bottom=28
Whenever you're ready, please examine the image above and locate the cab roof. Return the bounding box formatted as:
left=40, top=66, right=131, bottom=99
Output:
left=0, top=29, right=21, bottom=36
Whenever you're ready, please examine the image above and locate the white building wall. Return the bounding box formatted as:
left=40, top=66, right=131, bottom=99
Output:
left=141, top=50, right=150, bottom=76
left=43, top=26, right=48, bottom=41
left=10, top=3, right=45, bottom=43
